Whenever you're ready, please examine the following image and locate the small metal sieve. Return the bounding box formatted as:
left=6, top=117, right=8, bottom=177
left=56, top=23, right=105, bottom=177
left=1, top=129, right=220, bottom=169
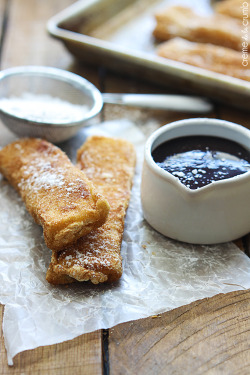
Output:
left=0, top=66, right=213, bottom=143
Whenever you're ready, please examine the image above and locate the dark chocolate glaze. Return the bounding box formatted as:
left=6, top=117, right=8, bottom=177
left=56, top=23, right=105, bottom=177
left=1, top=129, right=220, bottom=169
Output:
left=152, top=136, right=250, bottom=189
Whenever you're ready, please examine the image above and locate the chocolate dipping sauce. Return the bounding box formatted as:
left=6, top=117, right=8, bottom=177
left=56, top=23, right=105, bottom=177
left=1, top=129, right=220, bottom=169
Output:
left=152, top=136, right=250, bottom=190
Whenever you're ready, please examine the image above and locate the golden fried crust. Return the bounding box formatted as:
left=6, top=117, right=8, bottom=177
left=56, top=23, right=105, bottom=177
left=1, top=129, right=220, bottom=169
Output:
left=157, top=37, right=250, bottom=82
left=153, top=6, right=246, bottom=51
left=0, top=138, right=110, bottom=251
left=215, top=0, right=249, bottom=19
left=46, top=136, right=136, bottom=285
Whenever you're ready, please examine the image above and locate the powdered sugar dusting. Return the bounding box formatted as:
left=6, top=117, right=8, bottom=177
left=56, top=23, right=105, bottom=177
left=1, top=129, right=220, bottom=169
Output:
left=18, top=153, right=88, bottom=199
left=20, top=160, right=64, bottom=191
left=58, top=223, right=120, bottom=272
left=0, top=93, right=88, bottom=124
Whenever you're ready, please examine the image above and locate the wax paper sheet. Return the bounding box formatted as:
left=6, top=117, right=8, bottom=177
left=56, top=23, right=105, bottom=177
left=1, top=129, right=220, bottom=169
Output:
left=0, top=120, right=250, bottom=366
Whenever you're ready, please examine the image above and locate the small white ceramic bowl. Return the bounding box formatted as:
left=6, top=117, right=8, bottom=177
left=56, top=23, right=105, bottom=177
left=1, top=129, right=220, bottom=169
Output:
left=141, top=118, right=250, bottom=244
left=0, top=66, right=103, bottom=143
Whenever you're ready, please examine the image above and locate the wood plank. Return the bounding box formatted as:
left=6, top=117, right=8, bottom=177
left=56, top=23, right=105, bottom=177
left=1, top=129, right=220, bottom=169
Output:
left=0, top=0, right=75, bottom=69
left=0, top=0, right=104, bottom=373
left=0, top=306, right=103, bottom=375
left=0, top=0, right=7, bottom=60
left=109, top=290, right=250, bottom=375
left=217, top=105, right=250, bottom=129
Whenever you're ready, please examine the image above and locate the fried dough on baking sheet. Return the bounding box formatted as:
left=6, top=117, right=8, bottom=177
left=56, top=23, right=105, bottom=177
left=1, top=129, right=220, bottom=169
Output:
left=215, top=0, right=249, bottom=19
left=0, top=138, right=110, bottom=251
left=157, top=37, right=250, bottom=82
left=153, top=6, right=245, bottom=51
left=46, top=136, right=136, bottom=285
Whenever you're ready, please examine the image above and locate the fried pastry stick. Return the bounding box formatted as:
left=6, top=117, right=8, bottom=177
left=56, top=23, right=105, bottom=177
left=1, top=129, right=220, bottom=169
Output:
left=215, top=0, right=249, bottom=20
left=157, top=37, right=250, bottom=82
left=46, top=136, right=136, bottom=285
left=0, top=138, right=110, bottom=251
left=153, top=6, right=246, bottom=51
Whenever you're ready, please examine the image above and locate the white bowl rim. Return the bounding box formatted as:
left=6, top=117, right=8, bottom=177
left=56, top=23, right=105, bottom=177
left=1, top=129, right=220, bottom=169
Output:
left=145, top=118, right=250, bottom=196
left=0, top=65, right=103, bottom=127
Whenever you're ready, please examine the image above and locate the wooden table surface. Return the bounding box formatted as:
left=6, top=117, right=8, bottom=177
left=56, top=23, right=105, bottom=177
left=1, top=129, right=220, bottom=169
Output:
left=0, top=1, right=249, bottom=374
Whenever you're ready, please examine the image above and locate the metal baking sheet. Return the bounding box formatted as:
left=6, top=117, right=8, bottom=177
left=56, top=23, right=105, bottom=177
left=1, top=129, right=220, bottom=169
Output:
left=47, top=0, right=250, bottom=110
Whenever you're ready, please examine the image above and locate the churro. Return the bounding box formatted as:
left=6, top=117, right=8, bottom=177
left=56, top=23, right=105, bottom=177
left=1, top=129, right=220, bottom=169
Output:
left=46, top=135, right=136, bottom=284
left=153, top=6, right=245, bottom=51
left=215, top=0, right=249, bottom=20
left=157, top=37, right=250, bottom=81
left=0, top=138, right=110, bottom=251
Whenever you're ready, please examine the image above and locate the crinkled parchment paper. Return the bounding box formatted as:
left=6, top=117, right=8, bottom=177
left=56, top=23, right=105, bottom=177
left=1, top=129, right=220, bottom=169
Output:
left=0, top=120, right=250, bottom=365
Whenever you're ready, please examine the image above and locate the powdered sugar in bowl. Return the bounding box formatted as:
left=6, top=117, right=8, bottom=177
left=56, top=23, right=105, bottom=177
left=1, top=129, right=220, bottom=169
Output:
left=0, top=66, right=103, bottom=142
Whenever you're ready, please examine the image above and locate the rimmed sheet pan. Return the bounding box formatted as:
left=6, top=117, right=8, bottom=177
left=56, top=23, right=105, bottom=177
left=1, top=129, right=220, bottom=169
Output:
left=47, top=0, right=250, bottom=110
